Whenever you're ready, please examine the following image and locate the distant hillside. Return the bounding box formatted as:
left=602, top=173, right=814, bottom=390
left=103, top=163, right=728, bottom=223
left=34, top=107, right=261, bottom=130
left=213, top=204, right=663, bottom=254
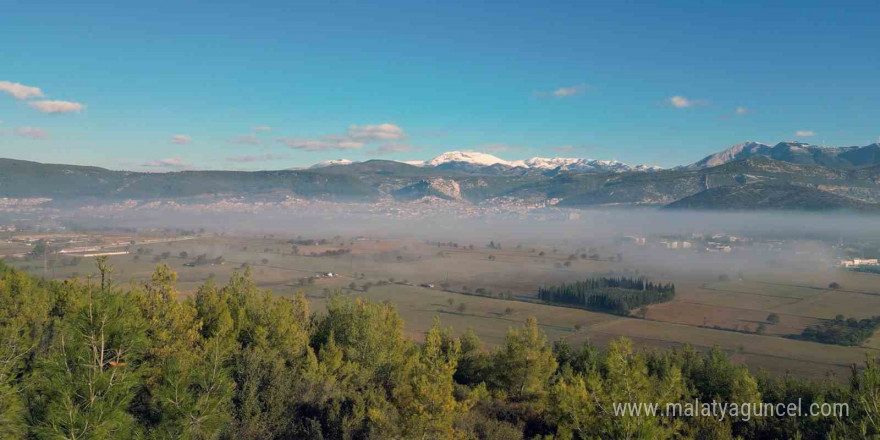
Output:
left=392, top=178, right=462, bottom=201
left=0, top=158, right=378, bottom=202
left=664, top=183, right=880, bottom=212
left=688, top=142, right=880, bottom=169
left=552, top=156, right=880, bottom=207
left=687, top=141, right=774, bottom=168
left=308, top=159, right=444, bottom=177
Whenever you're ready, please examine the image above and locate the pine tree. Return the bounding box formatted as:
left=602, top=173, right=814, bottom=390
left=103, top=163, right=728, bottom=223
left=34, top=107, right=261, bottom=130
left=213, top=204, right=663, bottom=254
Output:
left=494, top=317, right=557, bottom=400
left=33, top=275, right=146, bottom=439
left=399, top=319, right=462, bottom=439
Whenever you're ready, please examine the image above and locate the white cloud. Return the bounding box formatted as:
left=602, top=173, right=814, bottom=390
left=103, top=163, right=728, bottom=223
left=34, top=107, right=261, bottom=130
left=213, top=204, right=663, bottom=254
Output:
left=230, top=134, right=263, bottom=145
left=15, top=126, right=48, bottom=140
left=368, top=143, right=421, bottom=156
left=534, top=83, right=588, bottom=98
left=226, top=153, right=287, bottom=163
left=668, top=95, right=710, bottom=109
left=170, top=134, right=192, bottom=144
left=142, top=158, right=192, bottom=170
left=29, top=100, right=85, bottom=114
left=0, top=81, right=44, bottom=100
left=252, top=125, right=272, bottom=132
left=552, top=84, right=588, bottom=97
left=795, top=130, right=816, bottom=137
left=275, top=123, right=407, bottom=152
left=670, top=96, right=694, bottom=108
left=347, top=123, right=406, bottom=142
left=276, top=137, right=364, bottom=151
left=735, top=106, right=749, bottom=115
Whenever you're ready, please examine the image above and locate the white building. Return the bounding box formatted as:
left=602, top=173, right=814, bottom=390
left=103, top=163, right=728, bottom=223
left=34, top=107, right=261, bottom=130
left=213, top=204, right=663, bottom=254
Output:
left=663, top=241, right=692, bottom=249
left=840, top=258, right=879, bottom=267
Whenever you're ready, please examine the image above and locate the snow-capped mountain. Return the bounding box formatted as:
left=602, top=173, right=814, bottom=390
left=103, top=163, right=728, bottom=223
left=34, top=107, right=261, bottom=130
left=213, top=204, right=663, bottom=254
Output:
left=303, top=151, right=660, bottom=173
left=423, top=151, right=526, bottom=168
left=522, top=157, right=582, bottom=169
left=523, top=157, right=661, bottom=172
left=400, top=160, right=427, bottom=167
left=310, top=159, right=354, bottom=168
left=416, top=151, right=658, bottom=173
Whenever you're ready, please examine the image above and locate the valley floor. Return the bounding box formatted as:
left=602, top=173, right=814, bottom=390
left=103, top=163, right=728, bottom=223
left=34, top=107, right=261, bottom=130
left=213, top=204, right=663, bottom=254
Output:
left=6, top=230, right=879, bottom=381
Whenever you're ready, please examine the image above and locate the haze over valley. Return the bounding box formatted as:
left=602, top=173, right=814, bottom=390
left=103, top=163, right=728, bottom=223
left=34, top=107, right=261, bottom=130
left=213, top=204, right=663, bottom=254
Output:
left=4, top=1, right=880, bottom=438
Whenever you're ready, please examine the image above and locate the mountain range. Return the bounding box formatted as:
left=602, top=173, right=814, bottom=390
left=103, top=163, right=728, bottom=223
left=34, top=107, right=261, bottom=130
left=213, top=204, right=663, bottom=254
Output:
left=310, top=150, right=662, bottom=174
left=2, top=141, right=880, bottom=212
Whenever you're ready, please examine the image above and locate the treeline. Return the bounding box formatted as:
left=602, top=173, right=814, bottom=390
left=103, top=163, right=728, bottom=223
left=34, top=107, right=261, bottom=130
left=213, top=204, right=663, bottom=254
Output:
left=800, top=315, right=880, bottom=346
left=538, top=276, right=675, bottom=315
left=308, top=248, right=351, bottom=257
left=289, top=237, right=330, bottom=246
left=186, top=253, right=224, bottom=266
left=1, top=259, right=878, bottom=439
left=850, top=266, right=880, bottom=274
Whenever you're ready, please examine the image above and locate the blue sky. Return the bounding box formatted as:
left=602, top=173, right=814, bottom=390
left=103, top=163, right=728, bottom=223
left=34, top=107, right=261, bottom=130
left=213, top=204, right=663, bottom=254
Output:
left=1, top=0, right=878, bottom=170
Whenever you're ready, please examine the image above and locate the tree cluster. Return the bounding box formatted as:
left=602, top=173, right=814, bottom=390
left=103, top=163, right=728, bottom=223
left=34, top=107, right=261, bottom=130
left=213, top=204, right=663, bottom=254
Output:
left=186, top=253, right=224, bottom=266
left=800, top=315, right=880, bottom=346
left=538, top=277, right=675, bottom=315
left=308, top=249, right=352, bottom=257
left=289, top=238, right=330, bottom=246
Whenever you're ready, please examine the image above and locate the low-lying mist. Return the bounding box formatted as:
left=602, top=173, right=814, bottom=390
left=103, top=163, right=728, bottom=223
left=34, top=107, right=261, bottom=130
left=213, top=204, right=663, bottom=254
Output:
left=56, top=207, right=880, bottom=240
left=48, top=206, right=880, bottom=281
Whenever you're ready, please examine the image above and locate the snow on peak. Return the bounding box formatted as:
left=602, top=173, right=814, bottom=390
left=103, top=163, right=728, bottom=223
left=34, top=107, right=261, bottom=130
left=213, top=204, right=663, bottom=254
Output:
left=523, top=157, right=584, bottom=169
left=304, top=151, right=659, bottom=172
left=400, top=160, right=427, bottom=167
left=310, top=159, right=354, bottom=168
left=426, top=151, right=513, bottom=167
left=524, top=157, right=658, bottom=172
left=420, top=151, right=656, bottom=172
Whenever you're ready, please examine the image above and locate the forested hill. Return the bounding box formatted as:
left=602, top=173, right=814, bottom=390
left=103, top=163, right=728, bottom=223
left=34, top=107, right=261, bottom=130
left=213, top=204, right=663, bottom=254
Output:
left=1, top=259, right=879, bottom=439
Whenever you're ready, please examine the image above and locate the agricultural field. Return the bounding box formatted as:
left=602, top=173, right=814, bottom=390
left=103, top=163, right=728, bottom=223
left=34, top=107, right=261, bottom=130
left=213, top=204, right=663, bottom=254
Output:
left=4, top=230, right=879, bottom=381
